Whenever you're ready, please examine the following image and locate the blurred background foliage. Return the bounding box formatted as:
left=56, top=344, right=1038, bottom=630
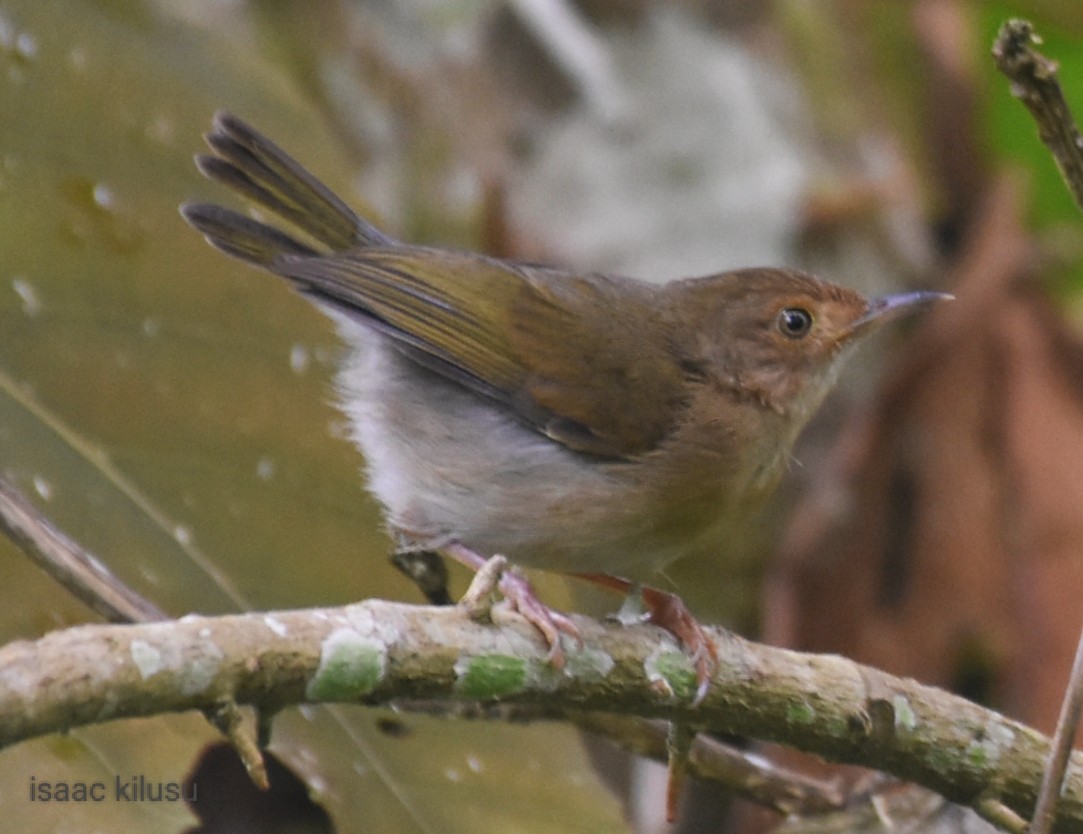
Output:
left=1, top=0, right=1083, bottom=832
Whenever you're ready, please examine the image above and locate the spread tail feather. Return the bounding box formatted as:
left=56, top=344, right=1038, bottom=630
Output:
left=181, top=203, right=318, bottom=266
left=181, top=110, right=393, bottom=266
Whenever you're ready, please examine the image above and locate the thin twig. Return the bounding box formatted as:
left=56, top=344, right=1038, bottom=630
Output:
left=992, top=19, right=1083, bottom=212
left=992, top=21, right=1083, bottom=834
left=573, top=713, right=846, bottom=817
left=0, top=475, right=270, bottom=788
left=1030, top=634, right=1083, bottom=834
left=976, top=796, right=1030, bottom=834
left=0, top=476, right=166, bottom=624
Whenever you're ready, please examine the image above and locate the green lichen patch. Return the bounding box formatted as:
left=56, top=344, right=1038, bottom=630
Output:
left=454, top=654, right=528, bottom=699
left=785, top=701, right=817, bottom=726
left=306, top=627, right=387, bottom=701
left=644, top=650, right=697, bottom=701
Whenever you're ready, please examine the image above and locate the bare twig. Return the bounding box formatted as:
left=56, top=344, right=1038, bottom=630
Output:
left=992, top=19, right=1083, bottom=211
left=992, top=21, right=1083, bottom=834
left=977, top=796, right=1030, bottom=834
left=0, top=476, right=272, bottom=788
left=208, top=701, right=270, bottom=790
left=0, top=476, right=166, bottom=624
left=1030, top=634, right=1083, bottom=834
left=574, top=713, right=846, bottom=817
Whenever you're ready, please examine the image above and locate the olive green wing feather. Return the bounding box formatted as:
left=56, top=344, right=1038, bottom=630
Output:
left=272, top=247, right=689, bottom=459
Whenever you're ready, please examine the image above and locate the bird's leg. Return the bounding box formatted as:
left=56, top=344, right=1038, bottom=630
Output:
left=573, top=572, right=718, bottom=704
left=666, top=722, right=695, bottom=822
left=443, top=542, right=580, bottom=669
left=574, top=573, right=711, bottom=824
left=389, top=547, right=452, bottom=605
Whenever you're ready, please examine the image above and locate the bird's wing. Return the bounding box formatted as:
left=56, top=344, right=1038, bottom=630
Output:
left=273, top=246, right=689, bottom=458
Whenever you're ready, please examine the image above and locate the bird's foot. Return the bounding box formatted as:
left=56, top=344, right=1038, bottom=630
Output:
left=444, top=543, right=580, bottom=669
left=496, top=569, right=580, bottom=668
left=575, top=573, right=717, bottom=704
left=640, top=585, right=718, bottom=705
left=458, top=553, right=510, bottom=617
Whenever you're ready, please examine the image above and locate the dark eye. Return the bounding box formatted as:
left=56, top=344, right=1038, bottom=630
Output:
left=777, top=307, right=813, bottom=338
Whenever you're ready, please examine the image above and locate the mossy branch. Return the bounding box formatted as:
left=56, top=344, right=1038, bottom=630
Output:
left=1, top=600, right=1082, bottom=831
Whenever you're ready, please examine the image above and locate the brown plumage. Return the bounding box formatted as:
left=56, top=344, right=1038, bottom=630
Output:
left=183, top=112, right=948, bottom=700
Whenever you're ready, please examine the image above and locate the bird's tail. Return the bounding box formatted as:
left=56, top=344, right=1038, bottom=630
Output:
left=181, top=111, right=393, bottom=266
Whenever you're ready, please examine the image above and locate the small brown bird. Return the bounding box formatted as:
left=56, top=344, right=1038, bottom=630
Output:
left=183, top=112, right=947, bottom=701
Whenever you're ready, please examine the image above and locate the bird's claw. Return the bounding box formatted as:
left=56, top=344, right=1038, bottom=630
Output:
left=573, top=573, right=718, bottom=703
left=639, top=585, right=718, bottom=705
left=497, top=569, right=580, bottom=668
left=444, top=543, right=579, bottom=668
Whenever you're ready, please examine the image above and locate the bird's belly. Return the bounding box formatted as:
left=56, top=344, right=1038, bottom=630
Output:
left=327, top=317, right=743, bottom=579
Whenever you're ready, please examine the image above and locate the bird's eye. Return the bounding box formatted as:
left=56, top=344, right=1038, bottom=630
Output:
left=777, top=307, right=813, bottom=338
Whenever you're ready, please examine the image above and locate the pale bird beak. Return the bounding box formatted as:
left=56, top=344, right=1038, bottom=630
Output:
left=843, top=290, right=954, bottom=340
